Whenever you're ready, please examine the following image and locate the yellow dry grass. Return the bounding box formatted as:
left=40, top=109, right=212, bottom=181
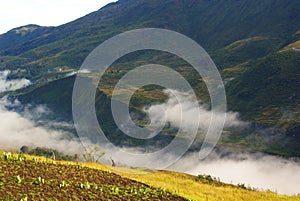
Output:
left=2, top=152, right=300, bottom=201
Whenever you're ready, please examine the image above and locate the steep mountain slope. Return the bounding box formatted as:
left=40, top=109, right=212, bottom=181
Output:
left=227, top=50, right=300, bottom=128
left=0, top=0, right=300, bottom=73
left=0, top=0, right=299, bottom=156
left=12, top=75, right=175, bottom=150
left=0, top=25, right=53, bottom=52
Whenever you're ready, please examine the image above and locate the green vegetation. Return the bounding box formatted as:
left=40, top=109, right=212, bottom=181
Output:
left=227, top=50, right=300, bottom=129
left=20, top=146, right=77, bottom=161
left=0, top=152, right=187, bottom=201
left=1, top=0, right=300, bottom=78
left=1, top=152, right=299, bottom=201
left=6, top=58, right=298, bottom=156
left=0, top=0, right=299, bottom=162
left=213, top=36, right=282, bottom=69
left=0, top=0, right=298, bottom=132
left=115, top=169, right=300, bottom=201
left=0, top=1, right=299, bottom=200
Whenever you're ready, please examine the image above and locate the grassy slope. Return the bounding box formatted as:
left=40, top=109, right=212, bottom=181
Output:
left=0, top=152, right=299, bottom=201
left=226, top=50, right=300, bottom=129
left=0, top=152, right=187, bottom=201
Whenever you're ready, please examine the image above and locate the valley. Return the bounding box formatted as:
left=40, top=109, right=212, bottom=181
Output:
left=0, top=0, right=299, bottom=198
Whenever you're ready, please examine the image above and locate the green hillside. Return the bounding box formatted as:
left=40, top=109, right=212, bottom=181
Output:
left=0, top=0, right=299, bottom=156
left=1, top=0, right=300, bottom=73
left=227, top=50, right=300, bottom=128
left=0, top=25, right=53, bottom=52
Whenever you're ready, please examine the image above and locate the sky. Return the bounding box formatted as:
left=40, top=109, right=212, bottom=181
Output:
left=0, top=0, right=116, bottom=34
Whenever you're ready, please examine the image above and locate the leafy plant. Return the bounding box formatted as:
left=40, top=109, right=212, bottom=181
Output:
left=15, top=175, right=22, bottom=184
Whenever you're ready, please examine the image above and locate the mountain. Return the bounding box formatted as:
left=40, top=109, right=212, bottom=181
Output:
left=0, top=0, right=299, bottom=156
left=0, top=25, right=54, bottom=53
left=227, top=50, right=300, bottom=127
left=1, top=0, right=300, bottom=72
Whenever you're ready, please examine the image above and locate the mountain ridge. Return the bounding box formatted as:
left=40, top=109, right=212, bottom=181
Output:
left=0, top=0, right=299, bottom=157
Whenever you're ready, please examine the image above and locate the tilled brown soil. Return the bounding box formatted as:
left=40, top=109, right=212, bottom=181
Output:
left=0, top=156, right=188, bottom=201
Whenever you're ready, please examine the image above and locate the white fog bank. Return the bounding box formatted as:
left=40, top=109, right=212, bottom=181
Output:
left=0, top=97, right=83, bottom=154
left=171, top=153, right=300, bottom=196
left=0, top=70, right=31, bottom=93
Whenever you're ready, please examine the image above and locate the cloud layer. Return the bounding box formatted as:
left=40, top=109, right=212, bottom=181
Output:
left=98, top=145, right=300, bottom=196
left=0, top=91, right=299, bottom=196
left=144, top=90, right=248, bottom=133
left=108, top=90, right=299, bottom=195
left=171, top=152, right=300, bottom=196
left=0, top=97, right=83, bottom=154
left=0, top=70, right=31, bottom=93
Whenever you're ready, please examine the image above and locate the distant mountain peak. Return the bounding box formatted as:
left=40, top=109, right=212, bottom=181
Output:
left=10, top=24, right=41, bottom=35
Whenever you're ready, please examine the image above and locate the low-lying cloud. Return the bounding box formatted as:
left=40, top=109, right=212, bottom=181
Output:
left=103, top=147, right=300, bottom=196
left=105, top=90, right=299, bottom=195
left=0, top=70, right=31, bottom=93
left=171, top=152, right=300, bottom=196
left=0, top=97, right=83, bottom=154
left=1, top=90, right=299, bottom=196
left=144, top=89, right=248, bottom=133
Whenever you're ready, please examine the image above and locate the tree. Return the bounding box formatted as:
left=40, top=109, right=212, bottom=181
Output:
left=20, top=146, right=29, bottom=154
left=82, top=144, right=105, bottom=163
